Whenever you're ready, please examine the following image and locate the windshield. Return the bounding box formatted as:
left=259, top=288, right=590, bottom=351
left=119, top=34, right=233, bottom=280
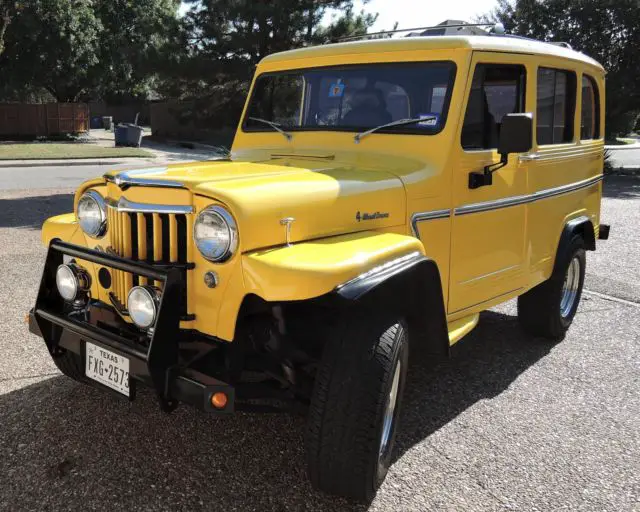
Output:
left=243, top=62, right=456, bottom=136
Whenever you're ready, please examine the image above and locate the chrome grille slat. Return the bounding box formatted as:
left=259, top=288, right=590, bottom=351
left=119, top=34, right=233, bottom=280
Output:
left=106, top=204, right=189, bottom=315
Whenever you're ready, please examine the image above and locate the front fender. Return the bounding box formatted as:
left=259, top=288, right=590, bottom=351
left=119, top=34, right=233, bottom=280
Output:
left=42, top=213, right=79, bottom=247
left=241, top=231, right=425, bottom=302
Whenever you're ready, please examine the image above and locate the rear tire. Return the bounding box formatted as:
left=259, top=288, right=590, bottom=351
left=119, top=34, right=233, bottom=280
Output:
left=305, top=309, right=409, bottom=502
left=518, top=235, right=586, bottom=340
left=53, top=350, right=87, bottom=382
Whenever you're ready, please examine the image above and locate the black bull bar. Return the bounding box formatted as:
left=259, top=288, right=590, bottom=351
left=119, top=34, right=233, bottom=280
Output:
left=29, top=240, right=234, bottom=413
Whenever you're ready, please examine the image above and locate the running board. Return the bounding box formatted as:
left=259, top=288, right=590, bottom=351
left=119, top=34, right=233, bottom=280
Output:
left=447, top=314, right=480, bottom=346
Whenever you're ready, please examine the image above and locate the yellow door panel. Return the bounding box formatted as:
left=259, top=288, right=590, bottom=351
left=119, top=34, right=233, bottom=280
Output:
left=448, top=52, right=531, bottom=313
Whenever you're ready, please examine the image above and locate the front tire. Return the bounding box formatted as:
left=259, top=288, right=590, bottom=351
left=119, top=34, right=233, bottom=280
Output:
left=305, top=311, right=409, bottom=502
left=518, top=235, right=586, bottom=339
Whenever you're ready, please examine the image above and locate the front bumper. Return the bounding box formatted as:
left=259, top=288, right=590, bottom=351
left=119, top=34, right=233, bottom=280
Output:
left=30, top=240, right=235, bottom=414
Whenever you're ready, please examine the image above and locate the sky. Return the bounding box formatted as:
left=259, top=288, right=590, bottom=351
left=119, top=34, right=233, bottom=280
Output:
left=180, top=1, right=501, bottom=30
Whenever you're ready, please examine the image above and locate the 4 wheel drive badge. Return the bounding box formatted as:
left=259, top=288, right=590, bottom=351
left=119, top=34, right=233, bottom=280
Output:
left=356, top=211, right=389, bottom=222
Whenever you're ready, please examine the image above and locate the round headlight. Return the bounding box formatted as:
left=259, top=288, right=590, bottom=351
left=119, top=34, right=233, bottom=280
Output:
left=56, top=264, right=91, bottom=302
left=127, top=286, right=160, bottom=329
left=77, top=190, right=107, bottom=238
left=194, top=206, right=238, bottom=262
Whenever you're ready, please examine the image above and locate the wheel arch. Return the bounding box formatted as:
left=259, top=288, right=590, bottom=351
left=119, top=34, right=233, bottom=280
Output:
left=331, top=253, right=450, bottom=358
left=553, top=215, right=595, bottom=276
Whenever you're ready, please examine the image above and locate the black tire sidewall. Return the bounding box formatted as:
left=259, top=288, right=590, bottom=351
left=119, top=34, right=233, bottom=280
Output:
left=374, top=323, right=409, bottom=487
left=554, top=237, right=586, bottom=329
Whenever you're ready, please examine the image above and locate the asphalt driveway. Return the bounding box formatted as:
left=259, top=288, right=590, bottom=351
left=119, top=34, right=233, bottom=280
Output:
left=0, top=176, right=638, bottom=511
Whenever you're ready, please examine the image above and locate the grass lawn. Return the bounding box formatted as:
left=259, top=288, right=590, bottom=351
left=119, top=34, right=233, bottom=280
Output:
left=0, top=143, right=152, bottom=160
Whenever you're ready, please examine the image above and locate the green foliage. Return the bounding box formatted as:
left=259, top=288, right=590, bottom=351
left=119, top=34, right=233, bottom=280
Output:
left=0, top=0, right=181, bottom=102
left=1, top=0, right=103, bottom=101
left=484, top=0, right=640, bottom=138
left=0, top=0, right=377, bottom=137
left=160, top=0, right=377, bottom=129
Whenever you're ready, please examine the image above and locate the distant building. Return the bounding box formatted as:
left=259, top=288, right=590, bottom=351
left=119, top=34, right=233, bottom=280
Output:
left=407, top=20, right=488, bottom=37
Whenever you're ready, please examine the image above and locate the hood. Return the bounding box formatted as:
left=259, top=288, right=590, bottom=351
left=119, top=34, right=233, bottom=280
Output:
left=105, top=158, right=406, bottom=252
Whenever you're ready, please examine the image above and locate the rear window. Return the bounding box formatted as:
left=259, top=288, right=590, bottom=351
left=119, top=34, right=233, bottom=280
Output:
left=581, top=75, right=600, bottom=140
left=536, top=68, right=577, bottom=145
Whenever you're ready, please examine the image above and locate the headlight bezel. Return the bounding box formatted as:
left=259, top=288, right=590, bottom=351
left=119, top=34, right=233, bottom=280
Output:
left=193, top=205, right=238, bottom=262
left=77, top=189, right=107, bottom=238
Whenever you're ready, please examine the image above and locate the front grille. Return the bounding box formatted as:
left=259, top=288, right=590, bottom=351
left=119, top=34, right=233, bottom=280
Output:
left=106, top=206, right=190, bottom=315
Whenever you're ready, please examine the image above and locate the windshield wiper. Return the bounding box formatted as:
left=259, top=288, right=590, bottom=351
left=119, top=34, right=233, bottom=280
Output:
left=248, top=117, right=293, bottom=141
left=354, top=116, right=437, bottom=144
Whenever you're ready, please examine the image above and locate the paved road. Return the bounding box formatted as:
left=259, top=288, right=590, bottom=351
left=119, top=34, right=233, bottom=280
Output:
left=0, top=163, right=143, bottom=190
left=0, top=176, right=638, bottom=511
left=608, top=145, right=640, bottom=168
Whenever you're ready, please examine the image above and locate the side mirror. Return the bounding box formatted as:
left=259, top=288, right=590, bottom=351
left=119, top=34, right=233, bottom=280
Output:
left=498, top=113, right=533, bottom=156
left=469, top=112, right=533, bottom=189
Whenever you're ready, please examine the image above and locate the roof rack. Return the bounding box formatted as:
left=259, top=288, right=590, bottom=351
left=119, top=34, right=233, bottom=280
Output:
left=549, top=41, right=573, bottom=49
left=336, top=22, right=506, bottom=42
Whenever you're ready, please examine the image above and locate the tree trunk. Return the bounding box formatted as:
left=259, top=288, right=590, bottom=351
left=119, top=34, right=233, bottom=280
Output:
left=0, top=8, right=11, bottom=56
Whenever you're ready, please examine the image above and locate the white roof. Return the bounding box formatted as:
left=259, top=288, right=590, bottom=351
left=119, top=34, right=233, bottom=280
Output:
left=261, top=35, right=604, bottom=71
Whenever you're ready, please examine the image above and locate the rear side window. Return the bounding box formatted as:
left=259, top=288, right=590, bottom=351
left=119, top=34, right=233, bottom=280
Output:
left=461, top=64, right=526, bottom=150
left=536, top=68, right=577, bottom=145
left=581, top=75, right=600, bottom=140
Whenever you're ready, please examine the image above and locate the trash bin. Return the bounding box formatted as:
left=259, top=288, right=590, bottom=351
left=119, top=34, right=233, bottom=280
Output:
left=125, top=124, right=144, bottom=148
left=90, top=116, right=103, bottom=129
left=103, top=116, right=113, bottom=131
left=114, top=123, right=144, bottom=148
left=114, top=124, right=128, bottom=146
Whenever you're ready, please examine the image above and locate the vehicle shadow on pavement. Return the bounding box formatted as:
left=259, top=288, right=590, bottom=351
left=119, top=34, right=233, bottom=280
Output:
left=396, top=310, right=553, bottom=463
left=0, top=310, right=552, bottom=511
left=0, top=193, right=74, bottom=229
left=603, top=174, right=640, bottom=199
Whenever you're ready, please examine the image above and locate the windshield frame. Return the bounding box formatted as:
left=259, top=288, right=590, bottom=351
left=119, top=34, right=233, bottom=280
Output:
left=241, top=61, right=458, bottom=137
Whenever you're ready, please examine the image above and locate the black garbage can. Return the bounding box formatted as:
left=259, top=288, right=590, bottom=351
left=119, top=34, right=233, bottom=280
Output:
left=114, top=124, right=128, bottom=147
left=126, top=124, right=144, bottom=148
left=114, top=123, right=144, bottom=148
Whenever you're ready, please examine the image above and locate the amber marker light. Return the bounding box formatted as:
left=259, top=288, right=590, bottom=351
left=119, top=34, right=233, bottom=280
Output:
left=210, top=392, right=228, bottom=409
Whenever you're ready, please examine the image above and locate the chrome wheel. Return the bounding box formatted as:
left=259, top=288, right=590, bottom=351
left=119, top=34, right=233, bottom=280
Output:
left=379, top=359, right=401, bottom=460
left=560, top=256, right=581, bottom=318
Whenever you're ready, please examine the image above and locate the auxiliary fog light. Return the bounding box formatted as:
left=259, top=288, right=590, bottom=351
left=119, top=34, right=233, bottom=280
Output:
left=56, top=264, right=91, bottom=302
left=127, top=286, right=161, bottom=330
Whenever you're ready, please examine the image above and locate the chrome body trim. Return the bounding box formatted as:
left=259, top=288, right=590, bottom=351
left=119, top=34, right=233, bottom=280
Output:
left=336, top=251, right=423, bottom=290
left=410, top=209, right=451, bottom=236
left=454, top=174, right=603, bottom=216
left=106, top=197, right=193, bottom=215
left=105, top=168, right=184, bottom=189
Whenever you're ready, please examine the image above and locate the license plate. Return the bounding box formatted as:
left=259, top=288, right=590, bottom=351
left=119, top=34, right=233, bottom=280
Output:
left=85, top=342, right=130, bottom=397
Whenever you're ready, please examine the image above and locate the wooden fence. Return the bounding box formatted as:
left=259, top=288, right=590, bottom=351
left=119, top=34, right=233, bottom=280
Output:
left=150, top=100, right=235, bottom=147
left=0, top=103, right=89, bottom=138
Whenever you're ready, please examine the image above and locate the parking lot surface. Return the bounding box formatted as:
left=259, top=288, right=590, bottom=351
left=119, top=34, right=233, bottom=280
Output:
left=0, top=176, right=638, bottom=511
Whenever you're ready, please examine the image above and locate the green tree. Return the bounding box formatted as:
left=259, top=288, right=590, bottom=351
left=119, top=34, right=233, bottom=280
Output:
left=484, top=0, right=640, bottom=138
left=181, top=0, right=376, bottom=87
left=93, top=0, right=182, bottom=102
left=0, top=0, right=102, bottom=101
left=0, top=0, right=182, bottom=102
left=166, top=0, right=376, bottom=128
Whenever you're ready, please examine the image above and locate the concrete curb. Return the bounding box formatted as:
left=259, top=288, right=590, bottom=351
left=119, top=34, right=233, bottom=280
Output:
left=0, top=158, right=159, bottom=168
left=605, top=143, right=640, bottom=151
